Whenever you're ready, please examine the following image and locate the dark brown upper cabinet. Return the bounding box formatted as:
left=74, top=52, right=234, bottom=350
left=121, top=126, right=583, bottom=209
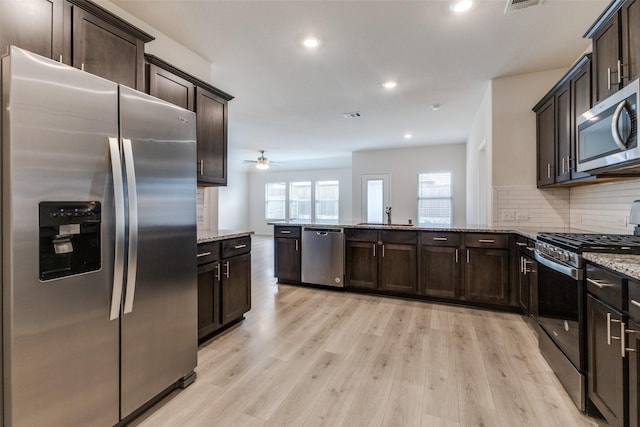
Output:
left=145, top=54, right=234, bottom=186
left=586, top=0, right=640, bottom=104
left=0, top=0, right=65, bottom=61
left=534, top=55, right=594, bottom=188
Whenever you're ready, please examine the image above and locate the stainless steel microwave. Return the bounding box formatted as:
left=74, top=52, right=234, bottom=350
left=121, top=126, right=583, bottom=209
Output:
left=577, top=79, right=638, bottom=174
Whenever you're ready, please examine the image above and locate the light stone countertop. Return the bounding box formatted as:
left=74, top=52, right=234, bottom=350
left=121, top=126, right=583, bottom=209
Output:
left=583, top=253, right=640, bottom=281
left=197, top=230, right=254, bottom=244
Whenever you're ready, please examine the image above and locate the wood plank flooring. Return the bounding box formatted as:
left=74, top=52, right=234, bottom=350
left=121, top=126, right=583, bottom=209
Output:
left=131, top=235, right=604, bottom=427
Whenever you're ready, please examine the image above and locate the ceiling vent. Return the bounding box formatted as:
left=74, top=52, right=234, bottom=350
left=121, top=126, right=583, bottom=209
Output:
left=504, top=0, right=543, bottom=13
left=342, top=111, right=363, bottom=119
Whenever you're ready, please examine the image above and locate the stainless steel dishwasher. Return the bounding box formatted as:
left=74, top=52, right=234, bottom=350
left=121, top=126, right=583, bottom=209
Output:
left=301, top=227, right=344, bottom=287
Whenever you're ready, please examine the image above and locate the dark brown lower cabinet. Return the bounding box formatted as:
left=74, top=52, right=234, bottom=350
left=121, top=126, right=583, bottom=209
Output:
left=463, top=248, right=509, bottom=305
left=197, top=261, right=221, bottom=340
left=587, top=294, right=625, bottom=427
left=345, top=240, right=377, bottom=290
left=221, top=253, right=251, bottom=325
left=379, top=243, right=416, bottom=294
left=274, top=237, right=301, bottom=283
left=419, top=245, right=459, bottom=299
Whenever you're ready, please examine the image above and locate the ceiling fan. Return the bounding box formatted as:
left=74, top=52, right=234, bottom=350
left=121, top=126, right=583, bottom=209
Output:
left=242, top=150, right=282, bottom=170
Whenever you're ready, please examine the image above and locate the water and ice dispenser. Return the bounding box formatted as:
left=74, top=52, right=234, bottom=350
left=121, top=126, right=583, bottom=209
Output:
left=39, top=201, right=101, bottom=280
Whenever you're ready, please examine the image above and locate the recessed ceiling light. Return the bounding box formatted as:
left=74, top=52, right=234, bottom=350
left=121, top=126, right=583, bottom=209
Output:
left=404, top=133, right=413, bottom=139
left=303, top=38, right=320, bottom=48
left=451, top=0, right=473, bottom=13
left=432, top=104, right=441, bottom=111
left=382, top=81, right=397, bottom=89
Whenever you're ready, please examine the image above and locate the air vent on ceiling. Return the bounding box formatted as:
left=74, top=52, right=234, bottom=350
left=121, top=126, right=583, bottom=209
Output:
left=342, top=111, right=363, bottom=119
left=504, top=0, right=543, bottom=14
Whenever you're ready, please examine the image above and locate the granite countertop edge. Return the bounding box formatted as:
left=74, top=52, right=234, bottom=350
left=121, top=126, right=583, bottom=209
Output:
left=583, top=253, right=640, bottom=282
left=197, top=230, right=255, bottom=244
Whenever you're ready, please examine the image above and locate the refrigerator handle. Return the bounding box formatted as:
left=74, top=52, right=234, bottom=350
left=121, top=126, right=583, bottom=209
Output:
left=123, top=138, right=139, bottom=314
left=108, top=137, right=125, bottom=321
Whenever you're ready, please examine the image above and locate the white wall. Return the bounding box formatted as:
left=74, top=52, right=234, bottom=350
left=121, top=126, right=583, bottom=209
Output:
left=466, top=82, right=492, bottom=225
left=248, top=168, right=353, bottom=235
left=219, top=168, right=250, bottom=231
left=352, top=144, right=467, bottom=226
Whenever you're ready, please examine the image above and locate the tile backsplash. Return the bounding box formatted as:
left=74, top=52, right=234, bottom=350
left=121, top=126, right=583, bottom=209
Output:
left=494, top=179, right=640, bottom=234
left=197, top=187, right=208, bottom=230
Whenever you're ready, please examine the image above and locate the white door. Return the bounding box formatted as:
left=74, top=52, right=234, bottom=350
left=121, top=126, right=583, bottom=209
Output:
left=361, top=173, right=390, bottom=223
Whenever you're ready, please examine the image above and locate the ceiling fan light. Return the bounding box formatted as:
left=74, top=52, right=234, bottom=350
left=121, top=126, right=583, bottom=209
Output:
left=256, top=159, right=269, bottom=169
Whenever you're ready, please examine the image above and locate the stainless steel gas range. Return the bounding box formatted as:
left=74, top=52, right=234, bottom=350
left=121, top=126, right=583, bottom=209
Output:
left=534, top=233, right=640, bottom=413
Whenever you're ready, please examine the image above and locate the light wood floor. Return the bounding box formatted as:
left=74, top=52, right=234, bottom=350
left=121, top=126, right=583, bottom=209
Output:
left=131, top=235, right=604, bottom=427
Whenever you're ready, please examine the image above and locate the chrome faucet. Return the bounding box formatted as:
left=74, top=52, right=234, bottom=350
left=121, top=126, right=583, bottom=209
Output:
left=385, top=206, right=392, bottom=225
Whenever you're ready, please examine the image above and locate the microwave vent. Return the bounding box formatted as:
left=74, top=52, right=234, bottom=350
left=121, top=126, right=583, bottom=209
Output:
left=504, top=0, right=544, bottom=13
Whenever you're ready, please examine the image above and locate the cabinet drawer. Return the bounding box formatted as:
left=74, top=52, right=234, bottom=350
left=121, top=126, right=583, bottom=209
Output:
left=197, top=242, right=220, bottom=265
left=586, top=264, right=624, bottom=310
left=380, top=230, right=416, bottom=244
left=629, top=281, right=640, bottom=322
left=345, top=229, right=378, bottom=242
left=464, top=233, right=509, bottom=249
left=222, top=236, right=251, bottom=258
left=274, top=226, right=301, bottom=239
left=420, top=232, right=460, bottom=247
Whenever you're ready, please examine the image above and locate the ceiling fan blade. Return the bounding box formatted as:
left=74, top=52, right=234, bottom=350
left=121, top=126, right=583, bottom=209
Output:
left=242, top=160, right=258, bottom=163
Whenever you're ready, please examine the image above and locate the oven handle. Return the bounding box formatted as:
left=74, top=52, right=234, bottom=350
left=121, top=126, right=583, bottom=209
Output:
left=611, top=100, right=630, bottom=151
left=534, top=251, right=583, bottom=280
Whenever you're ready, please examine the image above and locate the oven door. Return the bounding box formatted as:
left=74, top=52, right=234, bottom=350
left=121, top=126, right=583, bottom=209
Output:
left=534, top=252, right=585, bottom=371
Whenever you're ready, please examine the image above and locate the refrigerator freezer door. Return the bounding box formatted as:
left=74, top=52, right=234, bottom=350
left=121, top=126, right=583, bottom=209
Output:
left=118, top=86, right=198, bottom=418
left=2, top=47, right=120, bottom=426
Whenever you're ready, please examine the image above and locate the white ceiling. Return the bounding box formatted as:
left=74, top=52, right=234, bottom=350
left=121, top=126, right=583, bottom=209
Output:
left=112, top=0, right=609, bottom=169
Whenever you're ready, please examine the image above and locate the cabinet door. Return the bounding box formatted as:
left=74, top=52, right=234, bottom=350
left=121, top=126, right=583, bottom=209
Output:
left=622, top=0, right=640, bottom=84
left=419, top=245, right=459, bottom=299
left=197, top=262, right=221, bottom=340
left=221, top=253, right=251, bottom=325
left=536, top=97, right=555, bottom=187
left=345, top=240, right=377, bottom=290
left=275, top=237, right=301, bottom=283
left=587, top=295, right=625, bottom=427
left=147, top=63, right=195, bottom=111
left=379, top=243, right=416, bottom=295
left=0, top=0, right=64, bottom=61
left=196, top=87, right=228, bottom=185
left=555, top=81, right=572, bottom=183
left=592, top=15, right=622, bottom=103
left=72, top=6, right=144, bottom=89
left=629, top=319, right=640, bottom=427
left=571, top=60, right=592, bottom=181
left=518, top=256, right=530, bottom=314
left=463, top=248, right=509, bottom=305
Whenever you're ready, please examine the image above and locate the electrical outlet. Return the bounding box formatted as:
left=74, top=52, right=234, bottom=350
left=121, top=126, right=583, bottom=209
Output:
left=515, top=212, right=529, bottom=221
left=500, top=210, right=515, bottom=221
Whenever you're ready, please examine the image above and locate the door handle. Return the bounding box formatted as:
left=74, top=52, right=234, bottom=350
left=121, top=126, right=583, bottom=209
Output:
left=108, top=137, right=125, bottom=321
left=123, top=138, right=138, bottom=315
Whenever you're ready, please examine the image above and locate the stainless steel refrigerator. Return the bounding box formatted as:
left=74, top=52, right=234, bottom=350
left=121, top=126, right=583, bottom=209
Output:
left=1, top=47, right=198, bottom=427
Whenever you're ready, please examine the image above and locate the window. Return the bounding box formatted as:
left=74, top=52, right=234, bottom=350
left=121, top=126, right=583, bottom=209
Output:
left=265, top=180, right=339, bottom=222
left=265, top=182, right=286, bottom=220
left=418, top=172, right=452, bottom=226
left=289, top=181, right=312, bottom=221
left=315, top=180, right=339, bottom=221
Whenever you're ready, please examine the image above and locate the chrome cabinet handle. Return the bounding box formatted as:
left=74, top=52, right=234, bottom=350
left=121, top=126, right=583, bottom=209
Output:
left=433, top=237, right=448, bottom=241
left=234, top=244, right=247, bottom=249
left=81, top=62, right=85, bottom=71
left=455, top=249, right=459, bottom=263
left=516, top=242, right=527, bottom=247
left=609, top=313, right=622, bottom=345
left=478, top=239, right=495, bottom=243
left=526, top=247, right=535, bottom=252
left=197, top=251, right=212, bottom=258
left=382, top=244, right=385, bottom=258
left=197, top=159, right=204, bottom=175
left=626, top=326, right=640, bottom=354
left=587, top=278, right=609, bottom=289
left=567, top=156, right=574, bottom=172
left=561, top=157, right=565, bottom=175
left=632, top=299, right=640, bottom=309
left=622, top=322, right=627, bottom=358
left=520, top=256, right=524, bottom=273
left=280, top=230, right=291, bottom=234
left=466, top=250, right=470, bottom=263
left=373, top=244, right=376, bottom=257
left=108, top=137, right=125, bottom=321
left=59, top=54, right=63, bottom=62
left=123, top=139, right=138, bottom=315
left=215, top=263, right=221, bottom=281
left=295, top=240, right=299, bottom=251
left=224, top=261, right=230, bottom=279
left=547, top=163, right=551, bottom=178
left=618, top=59, right=624, bottom=83
left=608, top=67, right=612, bottom=90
